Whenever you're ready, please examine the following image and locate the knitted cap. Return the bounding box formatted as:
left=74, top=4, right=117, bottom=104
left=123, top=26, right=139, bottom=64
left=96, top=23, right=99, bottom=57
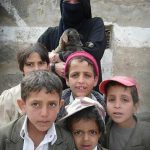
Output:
left=65, top=51, right=99, bottom=76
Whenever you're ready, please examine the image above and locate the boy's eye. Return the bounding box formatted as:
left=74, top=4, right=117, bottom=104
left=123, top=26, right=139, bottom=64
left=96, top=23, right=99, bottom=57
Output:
left=39, top=61, right=47, bottom=65
left=107, top=98, right=115, bottom=102
left=121, top=95, right=130, bottom=102
left=48, top=103, right=57, bottom=108
left=70, top=73, right=78, bottom=78
left=122, top=98, right=129, bottom=102
left=73, top=130, right=83, bottom=136
left=25, top=63, right=33, bottom=67
left=31, top=103, right=40, bottom=108
left=89, top=130, right=98, bottom=136
left=84, top=73, right=92, bottom=78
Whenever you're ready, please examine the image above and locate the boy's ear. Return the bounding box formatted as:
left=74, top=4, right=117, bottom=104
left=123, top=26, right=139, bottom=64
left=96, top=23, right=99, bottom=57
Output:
left=60, top=99, right=64, bottom=108
left=134, top=102, right=140, bottom=113
left=66, top=78, right=70, bottom=87
left=94, top=76, right=99, bottom=87
left=17, top=99, right=26, bottom=113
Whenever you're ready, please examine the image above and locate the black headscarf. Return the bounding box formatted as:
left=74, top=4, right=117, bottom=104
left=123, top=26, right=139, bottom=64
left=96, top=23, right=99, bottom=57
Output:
left=58, top=0, right=92, bottom=38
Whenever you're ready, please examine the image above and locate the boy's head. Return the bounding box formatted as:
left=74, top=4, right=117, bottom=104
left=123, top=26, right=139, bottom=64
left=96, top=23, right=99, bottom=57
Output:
left=99, top=76, right=139, bottom=104
left=17, top=42, right=49, bottom=75
left=18, top=70, right=64, bottom=133
left=65, top=51, right=99, bottom=97
left=60, top=97, right=105, bottom=150
left=99, top=76, right=139, bottom=127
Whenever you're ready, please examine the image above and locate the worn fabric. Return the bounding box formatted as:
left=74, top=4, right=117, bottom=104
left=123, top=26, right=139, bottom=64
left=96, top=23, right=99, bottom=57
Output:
left=101, top=117, right=150, bottom=150
left=57, top=88, right=105, bottom=120
left=0, top=84, right=22, bottom=127
left=0, top=116, right=75, bottom=150
left=38, top=0, right=106, bottom=91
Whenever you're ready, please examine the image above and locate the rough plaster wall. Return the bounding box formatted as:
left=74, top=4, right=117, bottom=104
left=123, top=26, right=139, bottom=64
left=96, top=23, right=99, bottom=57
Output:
left=0, top=0, right=150, bottom=119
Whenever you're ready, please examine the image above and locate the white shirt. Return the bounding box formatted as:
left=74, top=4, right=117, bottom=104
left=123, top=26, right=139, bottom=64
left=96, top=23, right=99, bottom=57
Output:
left=20, top=116, right=57, bottom=150
left=70, top=93, right=97, bottom=103
left=75, top=146, right=97, bottom=150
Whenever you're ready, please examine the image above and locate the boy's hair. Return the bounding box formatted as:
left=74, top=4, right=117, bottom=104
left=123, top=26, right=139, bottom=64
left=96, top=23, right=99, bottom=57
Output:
left=17, top=42, right=49, bottom=72
left=21, top=70, right=62, bottom=100
left=105, top=81, right=139, bottom=104
left=66, top=106, right=105, bottom=134
left=65, top=51, right=99, bottom=79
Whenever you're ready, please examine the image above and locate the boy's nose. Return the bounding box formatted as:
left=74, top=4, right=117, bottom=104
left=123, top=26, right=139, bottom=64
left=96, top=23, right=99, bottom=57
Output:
left=114, top=101, right=121, bottom=108
left=78, top=75, right=84, bottom=82
left=83, top=133, right=89, bottom=141
left=34, top=65, right=40, bottom=71
left=41, top=107, right=48, bottom=117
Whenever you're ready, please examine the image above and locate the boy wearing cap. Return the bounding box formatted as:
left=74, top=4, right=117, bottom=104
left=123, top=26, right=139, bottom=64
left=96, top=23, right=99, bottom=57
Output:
left=99, top=76, right=150, bottom=150
left=58, top=97, right=107, bottom=150
left=0, top=71, right=75, bottom=150
left=57, top=51, right=105, bottom=120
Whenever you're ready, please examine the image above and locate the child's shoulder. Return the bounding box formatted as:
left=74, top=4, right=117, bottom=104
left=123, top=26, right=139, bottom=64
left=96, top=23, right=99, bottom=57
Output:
left=91, top=90, right=105, bottom=107
left=54, top=124, right=75, bottom=149
left=0, top=116, right=24, bottom=142
left=55, top=124, right=72, bottom=138
left=138, top=120, right=150, bottom=132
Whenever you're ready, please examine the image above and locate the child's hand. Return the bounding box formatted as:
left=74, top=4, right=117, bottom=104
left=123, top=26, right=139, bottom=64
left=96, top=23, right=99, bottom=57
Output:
left=49, top=51, right=61, bottom=63
left=55, top=62, right=65, bottom=78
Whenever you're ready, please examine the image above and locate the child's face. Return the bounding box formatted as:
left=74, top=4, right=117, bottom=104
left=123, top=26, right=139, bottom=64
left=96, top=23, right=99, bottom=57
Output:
left=23, top=52, right=49, bottom=75
left=66, top=59, right=98, bottom=97
left=18, top=89, right=63, bottom=133
left=106, top=85, right=138, bottom=128
left=71, top=119, right=100, bottom=150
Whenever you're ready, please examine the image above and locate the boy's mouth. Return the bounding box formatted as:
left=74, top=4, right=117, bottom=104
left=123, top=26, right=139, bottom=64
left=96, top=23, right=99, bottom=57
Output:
left=81, top=144, right=91, bottom=150
left=113, top=112, right=123, bottom=117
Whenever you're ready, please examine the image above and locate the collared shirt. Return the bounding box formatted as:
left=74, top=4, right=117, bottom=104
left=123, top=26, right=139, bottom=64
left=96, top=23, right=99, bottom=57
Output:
left=20, top=115, right=57, bottom=150
left=75, top=146, right=97, bottom=150
left=93, top=146, right=97, bottom=150
left=70, top=93, right=97, bottom=103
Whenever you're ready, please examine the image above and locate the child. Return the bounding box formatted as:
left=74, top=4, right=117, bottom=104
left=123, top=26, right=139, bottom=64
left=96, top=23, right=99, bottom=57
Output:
left=0, top=71, right=75, bottom=150
left=58, top=97, right=107, bottom=150
left=57, top=51, right=105, bottom=119
left=99, top=76, right=150, bottom=150
left=0, top=42, right=50, bottom=127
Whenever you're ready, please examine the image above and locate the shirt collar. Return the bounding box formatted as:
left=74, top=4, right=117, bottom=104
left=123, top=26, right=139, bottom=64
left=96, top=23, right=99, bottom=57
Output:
left=70, top=92, right=97, bottom=103
left=20, top=115, right=57, bottom=145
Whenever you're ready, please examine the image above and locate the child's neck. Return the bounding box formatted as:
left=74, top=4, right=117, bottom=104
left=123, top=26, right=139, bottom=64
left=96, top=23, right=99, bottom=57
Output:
left=115, top=116, right=136, bottom=128
left=28, top=122, right=47, bottom=147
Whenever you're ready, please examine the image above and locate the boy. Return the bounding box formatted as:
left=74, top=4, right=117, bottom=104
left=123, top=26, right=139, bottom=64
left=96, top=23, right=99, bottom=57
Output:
left=0, top=42, right=49, bottom=127
left=99, top=76, right=150, bottom=150
left=57, top=51, right=105, bottom=120
left=0, top=71, right=75, bottom=150
left=58, top=97, right=107, bottom=150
